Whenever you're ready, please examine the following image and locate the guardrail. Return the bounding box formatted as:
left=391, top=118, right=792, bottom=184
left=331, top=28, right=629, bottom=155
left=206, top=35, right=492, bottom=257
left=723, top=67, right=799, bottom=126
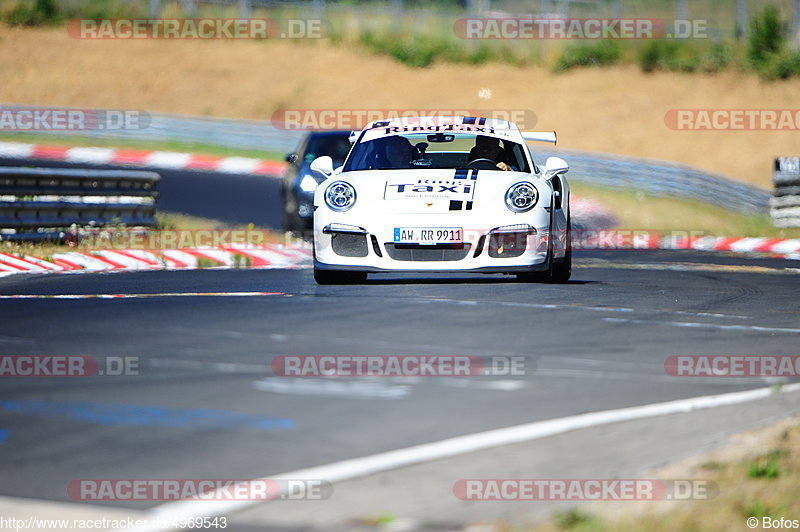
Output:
left=0, top=167, right=160, bottom=240
left=2, top=105, right=303, bottom=154
left=770, top=157, right=800, bottom=227
left=535, top=147, right=771, bottom=215
left=2, top=105, right=771, bottom=215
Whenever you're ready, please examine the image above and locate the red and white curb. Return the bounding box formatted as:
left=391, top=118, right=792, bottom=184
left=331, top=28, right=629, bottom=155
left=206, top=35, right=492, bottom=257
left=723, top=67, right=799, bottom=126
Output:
left=0, top=141, right=287, bottom=176
left=663, top=236, right=800, bottom=258
left=570, top=196, right=620, bottom=231
left=1, top=236, right=798, bottom=277
left=579, top=234, right=800, bottom=260
left=0, top=141, right=796, bottom=261
left=0, top=244, right=312, bottom=276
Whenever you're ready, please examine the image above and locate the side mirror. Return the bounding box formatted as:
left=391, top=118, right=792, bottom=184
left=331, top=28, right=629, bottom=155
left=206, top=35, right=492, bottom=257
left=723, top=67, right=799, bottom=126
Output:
left=543, top=156, right=569, bottom=180
left=310, top=156, right=334, bottom=178
left=285, top=153, right=298, bottom=164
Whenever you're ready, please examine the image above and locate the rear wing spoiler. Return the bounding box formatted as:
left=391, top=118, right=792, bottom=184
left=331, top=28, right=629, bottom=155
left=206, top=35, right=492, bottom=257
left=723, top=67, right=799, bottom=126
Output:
left=521, top=131, right=557, bottom=145
left=348, top=129, right=555, bottom=144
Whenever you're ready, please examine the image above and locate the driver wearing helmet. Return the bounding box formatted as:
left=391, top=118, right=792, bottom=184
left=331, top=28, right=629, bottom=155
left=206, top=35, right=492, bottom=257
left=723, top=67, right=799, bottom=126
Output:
left=468, top=135, right=511, bottom=171
left=384, top=136, right=417, bottom=169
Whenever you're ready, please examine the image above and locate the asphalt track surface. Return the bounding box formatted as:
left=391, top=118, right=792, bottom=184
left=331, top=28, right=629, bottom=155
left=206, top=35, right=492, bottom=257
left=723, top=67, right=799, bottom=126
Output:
left=0, top=248, right=799, bottom=510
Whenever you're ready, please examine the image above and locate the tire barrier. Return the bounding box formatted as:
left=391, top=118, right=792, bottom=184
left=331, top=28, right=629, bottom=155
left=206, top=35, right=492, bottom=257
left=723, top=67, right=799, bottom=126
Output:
left=771, top=157, right=800, bottom=228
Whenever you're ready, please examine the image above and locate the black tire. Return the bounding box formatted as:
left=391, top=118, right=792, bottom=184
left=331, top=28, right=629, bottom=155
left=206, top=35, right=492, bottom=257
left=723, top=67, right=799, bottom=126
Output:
left=299, top=218, right=314, bottom=240
left=773, top=173, right=800, bottom=187
left=516, top=240, right=571, bottom=283
left=774, top=186, right=800, bottom=197
left=313, top=268, right=368, bottom=285
left=517, top=211, right=572, bottom=284
left=280, top=185, right=298, bottom=232
left=550, top=236, right=572, bottom=283
left=516, top=270, right=550, bottom=283
left=283, top=205, right=302, bottom=233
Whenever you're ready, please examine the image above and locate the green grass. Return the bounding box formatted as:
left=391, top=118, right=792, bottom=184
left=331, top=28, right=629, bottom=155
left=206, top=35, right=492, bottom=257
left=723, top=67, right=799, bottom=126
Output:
left=746, top=6, right=800, bottom=80
left=357, top=28, right=537, bottom=68
left=0, top=132, right=286, bottom=161
left=553, top=40, right=623, bottom=72
left=231, top=252, right=252, bottom=268
left=700, top=460, right=726, bottom=471
left=745, top=500, right=783, bottom=520
left=3, top=0, right=148, bottom=26
left=553, top=508, right=604, bottom=530
left=572, top=183, right=800, bottom=238
left=638, top=40, right=734, bottom=73
left=3, top=0, right=799, bottom=79
left=747, top=449, right=787, bottom=479
left=194, top=256, right=217, bottom=269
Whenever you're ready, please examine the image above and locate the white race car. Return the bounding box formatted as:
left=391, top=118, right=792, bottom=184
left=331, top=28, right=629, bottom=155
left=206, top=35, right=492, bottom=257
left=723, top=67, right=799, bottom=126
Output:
left=310, top=116, right=571, bottom=284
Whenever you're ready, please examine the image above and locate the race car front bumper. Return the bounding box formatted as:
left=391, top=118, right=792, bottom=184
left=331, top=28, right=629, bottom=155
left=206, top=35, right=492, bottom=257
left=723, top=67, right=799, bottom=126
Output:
left=313, top=213, right=555, bottom=273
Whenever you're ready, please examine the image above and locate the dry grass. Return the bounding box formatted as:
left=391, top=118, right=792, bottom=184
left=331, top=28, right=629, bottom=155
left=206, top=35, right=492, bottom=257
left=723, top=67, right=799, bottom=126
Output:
left=529, top=416, right=800, bottom=532
left=2, top=24, right=800, bottom=189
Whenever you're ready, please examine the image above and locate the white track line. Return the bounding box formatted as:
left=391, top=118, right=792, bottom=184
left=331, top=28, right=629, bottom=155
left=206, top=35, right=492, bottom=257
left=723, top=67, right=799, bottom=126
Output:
left=0, top=292, right=284, bottom=299
left=120, top=382, right=800, bottom=531
left=604, top=317, right=800, bottom=334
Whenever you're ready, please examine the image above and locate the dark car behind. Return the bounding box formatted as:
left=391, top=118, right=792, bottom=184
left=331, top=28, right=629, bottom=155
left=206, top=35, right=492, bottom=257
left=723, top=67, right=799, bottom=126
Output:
left=281, top=130, right=352, bottom=232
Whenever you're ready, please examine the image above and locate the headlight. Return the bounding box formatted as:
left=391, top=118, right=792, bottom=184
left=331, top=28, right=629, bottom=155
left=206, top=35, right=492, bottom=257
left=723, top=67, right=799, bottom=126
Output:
left=324, top=181, right=356, bottom=212
left=299, top=174, right=318, bottom=192
left=504, top=182, right=538, bottom=212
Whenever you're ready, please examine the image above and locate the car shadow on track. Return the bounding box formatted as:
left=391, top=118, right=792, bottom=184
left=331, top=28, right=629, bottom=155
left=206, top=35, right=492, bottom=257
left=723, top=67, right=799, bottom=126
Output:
left=359, top=277, right=597, bottom=285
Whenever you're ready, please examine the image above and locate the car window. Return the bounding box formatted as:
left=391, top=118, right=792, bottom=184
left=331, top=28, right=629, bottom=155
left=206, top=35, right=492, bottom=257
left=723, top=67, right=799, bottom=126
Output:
left=303, top=134, right=352, bottom=165
left=343, top=133, right=530, bottom=172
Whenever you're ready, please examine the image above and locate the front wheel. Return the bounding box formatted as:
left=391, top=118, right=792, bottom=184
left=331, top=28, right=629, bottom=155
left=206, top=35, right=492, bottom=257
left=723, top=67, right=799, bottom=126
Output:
left=549, top=240, right=572, bottom=283
left=517, top=218, right=572, bottom=284
left=516, top=248, right=571, bottom=283
left=313, top=268, right=368, bottom=285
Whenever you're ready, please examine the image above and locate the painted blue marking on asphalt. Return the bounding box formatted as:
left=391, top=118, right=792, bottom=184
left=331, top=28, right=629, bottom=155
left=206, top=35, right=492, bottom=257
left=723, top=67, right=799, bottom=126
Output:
left=0, top=429, right=8, bottom=443
left=1, top=401, right=293, bottom=431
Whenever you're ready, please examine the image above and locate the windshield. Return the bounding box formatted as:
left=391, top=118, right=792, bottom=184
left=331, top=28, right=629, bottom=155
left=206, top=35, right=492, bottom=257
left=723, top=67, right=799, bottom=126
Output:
left=343, top=132, right=531, bottom=173
left=303, top=133, right=352, bottom=165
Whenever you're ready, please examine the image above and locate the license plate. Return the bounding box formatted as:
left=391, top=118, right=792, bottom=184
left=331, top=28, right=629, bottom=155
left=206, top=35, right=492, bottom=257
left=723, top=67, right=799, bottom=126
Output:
left=394, top=227, right=463, bottom=245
